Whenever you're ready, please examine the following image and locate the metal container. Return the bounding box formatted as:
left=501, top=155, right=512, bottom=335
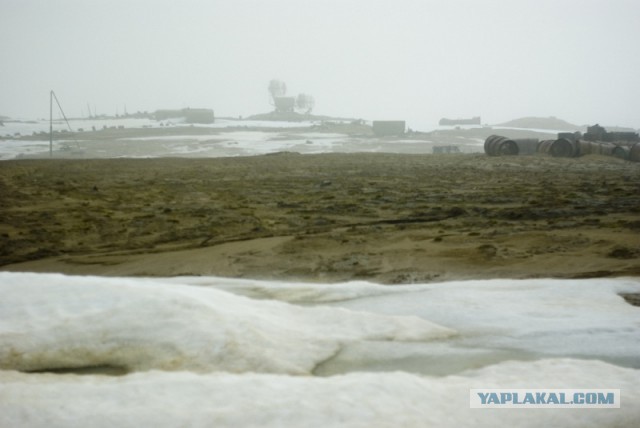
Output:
left=484, top=135, right=519, bottom=156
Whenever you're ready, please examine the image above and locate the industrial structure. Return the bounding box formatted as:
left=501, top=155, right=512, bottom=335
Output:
left=273, top=97, right=296, bottom=113
left=268, top=80, right=315, bottom=114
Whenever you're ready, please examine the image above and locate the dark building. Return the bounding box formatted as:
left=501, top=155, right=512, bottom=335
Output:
left=439, top=116, right=481, bottom=126
left=154, top=108, right=215, bottom=124
left=372, top=121, right=406, bottom=137
left=584, top=124, right=639, bottom=142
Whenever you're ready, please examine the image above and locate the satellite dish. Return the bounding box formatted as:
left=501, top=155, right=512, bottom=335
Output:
left=268, top=79, right=287, bottom=104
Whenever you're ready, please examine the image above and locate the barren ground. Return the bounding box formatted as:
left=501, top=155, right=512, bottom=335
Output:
left=1, top=153, right=639, bottom=283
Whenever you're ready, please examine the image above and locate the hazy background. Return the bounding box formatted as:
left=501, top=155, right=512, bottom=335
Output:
left=1, top=0, right=639, bottom=130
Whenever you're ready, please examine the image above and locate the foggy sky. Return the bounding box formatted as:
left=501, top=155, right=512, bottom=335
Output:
left=1, top=0, right=639, bottom=130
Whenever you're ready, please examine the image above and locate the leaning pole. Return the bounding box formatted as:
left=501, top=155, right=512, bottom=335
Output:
left=49, top=90, right=53, bottom=157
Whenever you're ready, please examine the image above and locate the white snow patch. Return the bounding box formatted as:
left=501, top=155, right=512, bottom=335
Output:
left=207, top=119, right=322, bottom=129
left=496, top=126, right=573, bottom=135
left=118, top=135, right=224, bottom=142
left=1, top=272, right=639, bottom=426
left=169, top=276, right=640, bottom=372
left=0, top=139, right=53, bottom=159
left=164, top=275, right=424, bottom=303
left=0, top=272, right=454, bottom=375
left=0, top=359, right=638, bottom=427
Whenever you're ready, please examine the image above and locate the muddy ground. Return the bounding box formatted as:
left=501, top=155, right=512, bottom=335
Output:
left=1, top=153, right=639, bottom=283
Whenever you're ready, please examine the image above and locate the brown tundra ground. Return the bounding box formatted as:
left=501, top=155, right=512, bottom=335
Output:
left=1, top=152, right=639, bottom=283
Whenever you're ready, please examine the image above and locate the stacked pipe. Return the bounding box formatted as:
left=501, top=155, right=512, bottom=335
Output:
left=484, top=135, right=640, bottom=162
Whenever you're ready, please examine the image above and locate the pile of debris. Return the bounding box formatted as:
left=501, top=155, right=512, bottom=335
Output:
left=484, top=125, right=640, bottom=161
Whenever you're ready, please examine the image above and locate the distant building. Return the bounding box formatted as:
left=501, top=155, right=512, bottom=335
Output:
left=439, top=116, right=481, bottom=126
left=584, top=124, right=639, bottom=142
left=372, top=121, right=406, bottom=137
left=154, top=108, right=215, bottom=124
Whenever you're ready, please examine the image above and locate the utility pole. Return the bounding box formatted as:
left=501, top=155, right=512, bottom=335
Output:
left=49, top=90, right=53, bottom=157
left=49, top=91, right=74, bottom=157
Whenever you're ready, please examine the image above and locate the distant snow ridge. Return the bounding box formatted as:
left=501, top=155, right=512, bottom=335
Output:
left=0, top=272, right=454, bottom=375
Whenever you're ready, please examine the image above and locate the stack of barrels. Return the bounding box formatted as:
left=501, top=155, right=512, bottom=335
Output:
left=484, top=134, right=640, bottom=162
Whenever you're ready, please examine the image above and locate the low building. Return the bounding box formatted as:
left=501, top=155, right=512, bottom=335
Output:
left=584, top=124, right=639, bottom=142
left=183, top=108, right=215, bottom=124
left=154, top=108, right=215, bottom=124
left=372, top=120, right=405, bottom=137
left=439, top=116, right=481, bottom=126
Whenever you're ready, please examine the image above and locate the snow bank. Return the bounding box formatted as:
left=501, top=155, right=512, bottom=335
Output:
left=0, top=272, right=454, bottom=375
left=1, top=359, right=638, bottom=428
left=168, top=276, right=640, bottom=374
left=164, top=275, right=421, bottom=303
left=323, top=278, right=640, bottom=366
left=1, top=272, right=639, bottom=426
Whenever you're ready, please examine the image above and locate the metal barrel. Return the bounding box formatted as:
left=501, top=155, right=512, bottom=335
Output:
left=577, top=139, right=596, bottom=156
left=612, top=145, right=630, bottom=160
left=578, top=140, right=619, bottom=157
left=599, top=143, right=617, bottom=157
left=538, top=140, right=556, bottom=155
left=538, top=138, right=577, bottom=157
left=630, top=143, right=640, bottom=162
left=513, top=138, right=540, bottom=155
left=484, top=135, right=519, bottom=156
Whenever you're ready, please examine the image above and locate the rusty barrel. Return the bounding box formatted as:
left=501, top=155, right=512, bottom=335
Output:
left=612, top=145, right=630, bottom=160
left=630, top=143, right=640, bottom=162
left=577, top=140, right=598, bottom=155
left=578, top=140, right=619, bottom=157
left=484, top=135, right=519, bottom=156
left=599, top=143, right=617, bottom=157
left=538, top=138, right=578, bottom=157
left=578, top=140, right=607, bottom=156
left=513, top=138, right=540, bottom=155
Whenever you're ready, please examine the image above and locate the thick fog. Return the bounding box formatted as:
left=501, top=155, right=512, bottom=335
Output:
left=1, top=0, right=639, bottom=130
